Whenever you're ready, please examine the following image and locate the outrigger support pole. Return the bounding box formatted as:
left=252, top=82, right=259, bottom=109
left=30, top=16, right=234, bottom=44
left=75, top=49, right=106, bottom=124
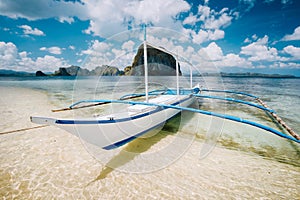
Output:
left=200, top=88, right=300, bottom=141
left=200, top=88, right=258, bottom=99
left=65, top=99, right=300, bottom=144
left=193, top=94, right=274, bottom=113
left=256, top=98, right=300, bottom=140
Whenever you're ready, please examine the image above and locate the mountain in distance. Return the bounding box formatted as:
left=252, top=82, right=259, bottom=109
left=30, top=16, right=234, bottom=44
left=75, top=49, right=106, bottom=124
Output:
left=1, top=68, right=297, bottom=78
left=0, top=69, right=35, bottom=76
left=51, top=65, right=122, bottom=76
left=125, top=44, right=182, bottom=76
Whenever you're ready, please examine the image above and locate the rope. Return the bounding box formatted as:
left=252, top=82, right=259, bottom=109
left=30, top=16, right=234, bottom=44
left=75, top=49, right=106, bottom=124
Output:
left=0, top=125, right=48, bottom=135
left=256, top=98, right=300, bottom=140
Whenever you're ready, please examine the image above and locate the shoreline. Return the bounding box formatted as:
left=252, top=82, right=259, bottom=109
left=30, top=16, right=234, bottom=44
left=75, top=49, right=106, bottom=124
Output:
left=0, top=85, right=299, bottom=199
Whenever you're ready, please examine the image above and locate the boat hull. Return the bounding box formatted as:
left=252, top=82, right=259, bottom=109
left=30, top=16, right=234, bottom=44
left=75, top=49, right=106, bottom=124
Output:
left=31, top=95, right=195, bottom=149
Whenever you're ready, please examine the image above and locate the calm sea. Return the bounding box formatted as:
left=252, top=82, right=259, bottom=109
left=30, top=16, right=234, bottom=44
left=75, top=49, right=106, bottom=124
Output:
left=0, top=76, right=299, bottom=166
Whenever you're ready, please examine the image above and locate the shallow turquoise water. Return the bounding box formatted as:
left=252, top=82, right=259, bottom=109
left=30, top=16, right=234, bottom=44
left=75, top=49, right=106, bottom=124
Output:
left=0, top=76, right=299, bottom=166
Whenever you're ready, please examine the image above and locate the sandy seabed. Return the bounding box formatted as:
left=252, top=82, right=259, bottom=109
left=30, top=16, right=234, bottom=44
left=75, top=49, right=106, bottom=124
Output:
left=0, top=86, right=299, bottom=199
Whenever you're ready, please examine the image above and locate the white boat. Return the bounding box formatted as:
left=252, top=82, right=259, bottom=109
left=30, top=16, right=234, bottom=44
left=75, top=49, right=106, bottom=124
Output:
left=31, top=90, right=197, bottom=149
left=31, top=28, right=300, bottom=148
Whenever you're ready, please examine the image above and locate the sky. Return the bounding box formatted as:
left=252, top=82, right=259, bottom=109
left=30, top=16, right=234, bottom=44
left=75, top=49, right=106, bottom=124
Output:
left=0, top=0, right=300, bottom=76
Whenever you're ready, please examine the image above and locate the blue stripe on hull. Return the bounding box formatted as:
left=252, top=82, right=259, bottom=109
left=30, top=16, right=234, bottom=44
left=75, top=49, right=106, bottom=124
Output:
left=103, top=122, right=166, bottom=150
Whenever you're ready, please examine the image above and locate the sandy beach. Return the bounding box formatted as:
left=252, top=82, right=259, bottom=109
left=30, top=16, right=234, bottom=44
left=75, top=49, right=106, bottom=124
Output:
left=0, top=86, right=299, bottom=199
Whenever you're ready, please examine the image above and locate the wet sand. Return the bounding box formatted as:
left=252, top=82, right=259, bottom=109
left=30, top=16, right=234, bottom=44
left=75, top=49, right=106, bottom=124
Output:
left=0, top=86, right=299, bottom=199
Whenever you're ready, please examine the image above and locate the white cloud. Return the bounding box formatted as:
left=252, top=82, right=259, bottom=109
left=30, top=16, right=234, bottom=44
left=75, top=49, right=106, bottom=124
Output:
left=252, top=34, right=258, bottom=41
left=1, top=0, right=190, bottom=37
left=220, top=53, right=251, bottom=67
left=112, top=48, right=125, bottom=58
left=18, top=25, right=45, bottom=36
left=182, top=4, right=234, bottom=45
left=123, top=0, right=190, bottom=25
left=40, top=46, right=62, bottom=55
left=121, top=40, right=135, bottom=52
left=282, top=26, right=300, bottom=41
left=58, top=16, right=75, bottom=24
left=0, top=41, right=18, bottom=67
left=35, top=55, right=67, bottom=71
left=198, top=42, right=223, bottom=61
left=203, top=12, right=232, bottom=29
left=80, top=40, right=114, bottom=69
left=198, top=5, right=211, bottom=21
left=278, top=62, right=300, bottom=68
left=269, top=62, right=300, bottom=69
left=191, top=29, right=225, bottom=44
left=69, top=45, right=75, bottom=50
left=83, top=0, right=190, bottom=37
left=197, top=42, right=251, bottom=68
left=196, top=5, right=233, bottom=30
left=84, top=40, right=112, bottom=54
left=283, top=45, right=300, bottom=59
left=0, top=41, right=68, bottom=72
left=240, top=35, right=281, bottom=62
left=244, top=38, right=251, bottom=43
left=182, top=13, right=198, bottom=25
left=0, top=0, right=86, bottom=21
left=243, top=34, right=258, bottom=43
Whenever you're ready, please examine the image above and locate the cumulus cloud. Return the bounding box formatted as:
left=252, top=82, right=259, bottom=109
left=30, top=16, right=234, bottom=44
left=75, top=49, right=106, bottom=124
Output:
left=269, top=62, right=300, bottom=69
left=121, top=40, right=135, bottom=52
left=191, top=29, right=225, bottom=44
left=240, top=35, right=282, bottom=62
left=0, top=0, right=191, bottom=38
left=18, top=25, right=45, bottom=36
left=40, top=46, right=62, bottom=55
left=283, top=45, right=300, bottom=59
left=182, top=13, right=198, bottom=25
left=282, top=26, right=300, bottom=41
left=219, top=53, right=251, bottom=68
left=197, top=42, right=251, bottom=68
left=182, top=5, right=234, bottom=29
left=198, top=42, right=223, bottom=61
left=182, top=4, right=235, bottom=44
left=278, top=62, right=300, bottom=68
left=0, top=0, right=85, bottom=21
left=0, top=41, right=18, bottom=67
left=84, top=0, right=190, bottom=37
left=243, top=34, right=258, bottom=43
left=80, top=40, right=114, bottom=69
left=199, top=5, right=234, bottom=29
left=0, top=41, right=67, bottom=72
left=123, top=0, right=190, bottom=24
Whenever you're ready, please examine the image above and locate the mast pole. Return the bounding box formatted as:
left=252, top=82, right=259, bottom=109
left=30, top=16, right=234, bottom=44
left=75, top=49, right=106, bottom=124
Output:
left=143, top=25, right=149, bottom=102
left=189, top=64, right=192, bottom=89
left=176, top=50, right=179, bottom=96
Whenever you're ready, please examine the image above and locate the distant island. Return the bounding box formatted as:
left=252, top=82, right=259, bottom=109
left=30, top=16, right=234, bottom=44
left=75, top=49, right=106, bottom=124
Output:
left=0, top=44, right=298, bottom=78
left=199, top=72, right=297, bottom=78
left=0, top=68, right=297, bottom=78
